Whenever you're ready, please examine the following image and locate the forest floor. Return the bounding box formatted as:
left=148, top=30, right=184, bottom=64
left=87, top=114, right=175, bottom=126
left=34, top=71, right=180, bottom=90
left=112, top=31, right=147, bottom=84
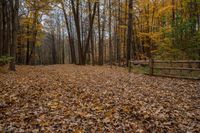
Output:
left=0, top=65, right=200, bottom=132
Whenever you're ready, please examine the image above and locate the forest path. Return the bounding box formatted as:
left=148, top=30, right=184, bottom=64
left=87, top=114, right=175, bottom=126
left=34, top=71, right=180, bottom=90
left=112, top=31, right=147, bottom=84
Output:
left=0, top=65, right=199, bottom=132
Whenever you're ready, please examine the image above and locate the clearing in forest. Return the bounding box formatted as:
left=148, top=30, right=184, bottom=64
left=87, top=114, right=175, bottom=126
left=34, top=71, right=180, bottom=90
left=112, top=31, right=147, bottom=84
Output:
left=0, top=65, right=199, bottom=132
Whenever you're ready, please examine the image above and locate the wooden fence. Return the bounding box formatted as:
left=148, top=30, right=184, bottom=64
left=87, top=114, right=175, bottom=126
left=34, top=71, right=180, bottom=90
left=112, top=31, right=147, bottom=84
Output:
left=129, top=60, right=200, bottom=79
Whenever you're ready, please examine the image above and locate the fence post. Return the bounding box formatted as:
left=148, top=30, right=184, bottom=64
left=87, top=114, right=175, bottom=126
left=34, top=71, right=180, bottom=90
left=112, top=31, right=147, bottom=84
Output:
left=149, top=59, right=154, bottom=75
left=128, top=61, right=131, bottom=73
left=169, top=60, right=172, bottom=74
left=198, top=61, right=200, bottom=68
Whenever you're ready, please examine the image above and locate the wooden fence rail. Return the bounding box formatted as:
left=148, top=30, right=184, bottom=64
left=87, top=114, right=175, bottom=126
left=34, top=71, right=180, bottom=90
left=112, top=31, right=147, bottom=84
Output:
left=129, top=60, right=200, bottom=80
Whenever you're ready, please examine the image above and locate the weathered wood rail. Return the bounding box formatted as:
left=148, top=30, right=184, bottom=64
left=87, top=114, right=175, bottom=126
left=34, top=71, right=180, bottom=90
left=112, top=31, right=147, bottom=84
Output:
left=129, top=60, right=200, bottom=80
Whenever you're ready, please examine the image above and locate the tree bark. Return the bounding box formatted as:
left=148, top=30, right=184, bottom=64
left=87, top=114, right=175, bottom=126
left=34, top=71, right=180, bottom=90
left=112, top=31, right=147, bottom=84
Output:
left=126, top=0, right=133, bottom=67
left=61, top=1, right=76, bottom=64
left=83, top=1, right=97, bottom=64
left=109, top=0, right=113, bottom=66
left=70, top=0, right=84, bottom=64
left=9, top=0, right=19, bottom=71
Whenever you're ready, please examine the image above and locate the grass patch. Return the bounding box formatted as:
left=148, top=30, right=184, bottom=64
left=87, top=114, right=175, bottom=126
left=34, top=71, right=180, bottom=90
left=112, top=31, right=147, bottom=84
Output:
left=131, top=65, right=150, bottom=74
left=0, top=56, right=13, bottom=66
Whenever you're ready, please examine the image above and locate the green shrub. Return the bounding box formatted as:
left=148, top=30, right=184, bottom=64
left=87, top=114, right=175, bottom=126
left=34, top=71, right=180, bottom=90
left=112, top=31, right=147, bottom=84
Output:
left=0, top=56, right=14, bottom=66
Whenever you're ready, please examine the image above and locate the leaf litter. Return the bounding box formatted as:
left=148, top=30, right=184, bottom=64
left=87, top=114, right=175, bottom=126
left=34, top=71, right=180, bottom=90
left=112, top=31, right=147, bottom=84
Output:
left=0, top=65, right=199, bottom=132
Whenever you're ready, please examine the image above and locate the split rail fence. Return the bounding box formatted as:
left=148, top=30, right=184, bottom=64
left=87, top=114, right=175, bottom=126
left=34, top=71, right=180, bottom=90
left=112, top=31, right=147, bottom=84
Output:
left=129, top=60, right=200, bottom=80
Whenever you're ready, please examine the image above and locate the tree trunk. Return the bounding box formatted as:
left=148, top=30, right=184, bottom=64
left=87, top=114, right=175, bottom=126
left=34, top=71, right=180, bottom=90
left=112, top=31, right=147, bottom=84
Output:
left=61, top=1, right=76, bottom=64
left=70, top=0, right=84, bottom=65
left=0, top=2, right=2, bottom=56
left=109, top=0, right=113, bottom=66
left=51, top=33, right=56, bottom=64
left=126, top=0, right=133, bottom=67
left=83, top=1, right=97, bottom=64
left=97, top=1, right=102, bottom=65
left=26, top=24, right=30, bottom=65
left=9, top=0, right=19, bottom=71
